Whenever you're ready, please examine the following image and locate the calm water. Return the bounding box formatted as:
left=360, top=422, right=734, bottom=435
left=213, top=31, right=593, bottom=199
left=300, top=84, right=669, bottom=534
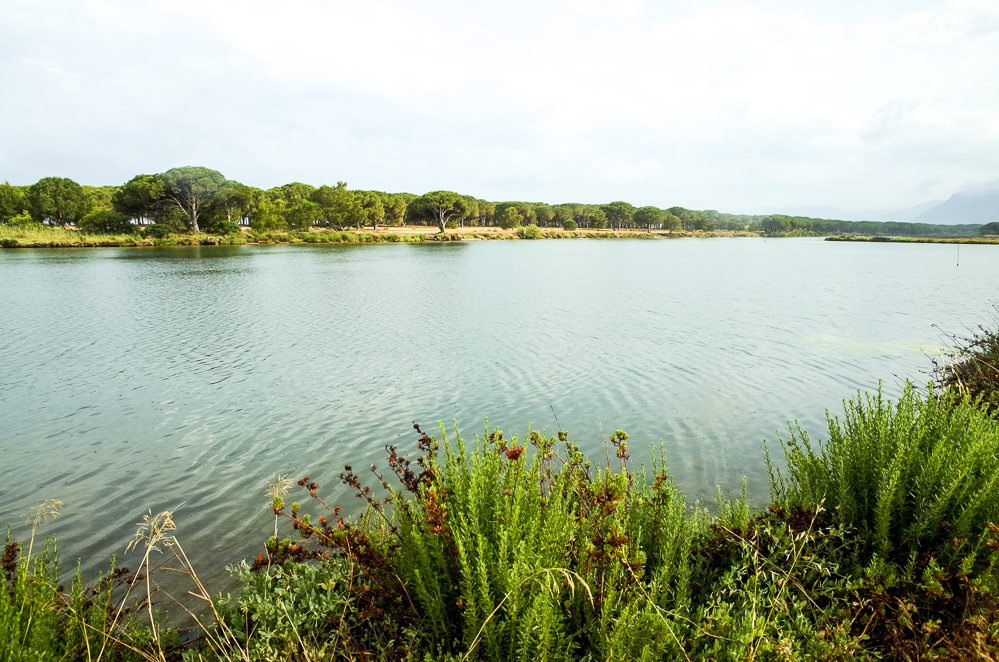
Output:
left=1, top=238, right=996, bottom=583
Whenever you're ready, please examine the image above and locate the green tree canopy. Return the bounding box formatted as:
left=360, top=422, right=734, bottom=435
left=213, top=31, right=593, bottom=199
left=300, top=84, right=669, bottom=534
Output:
left=285, top=200, right=322, bottom=230
left=355, top=191, right=386, bottom=229
left=311, top=182, right=361, bottom=229
left=981, top=222, right=999, bottom=236
left=159, top=166, right=227, bottom=232
left=27, top=177, right=92, bottom=225
left=497, top=206, right=522, bottom=229
left=79, top=209, right=136, bottom=234
left=634, top=206, right=666, bottom=230
left=381, top=194, right=408, bottom=227
left=601, top=201, right=636, bottom=230
left=406, top=191, right=470, bottom=233
left=271, top=182, right=316, bottom=206
left=552, top=205, right=574, bottom=228
left=533, top=203, right=554, bottom=227
left=84, top=185, right=118, bottom=212
left=576, top=206, right=608, bottom=229
left=216, top=182, right=257, bottom=226
left=494, top=202, right=535, bottom=228
left=761, top=216, right=791, bottom=236
left=250, top=193, right=289, bottom=230
left=112, top=174, right=167, bottom=223
left=0, top=182, right=26, bottom=221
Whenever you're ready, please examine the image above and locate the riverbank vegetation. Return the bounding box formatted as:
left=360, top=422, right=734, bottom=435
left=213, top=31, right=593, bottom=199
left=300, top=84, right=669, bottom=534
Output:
left=3, top=322, right=999, bottom=659
left=0, top=223, right=752, bottom=249
left=0, top=167, right=989, bottom=245
left=826, top=234, right=999, bottom=245
left=934, top=312, right=999, bottom=414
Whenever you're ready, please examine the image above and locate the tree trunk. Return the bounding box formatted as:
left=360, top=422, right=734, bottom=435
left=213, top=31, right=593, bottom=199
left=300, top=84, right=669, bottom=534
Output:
left=191, top=198, right=200, bottom=232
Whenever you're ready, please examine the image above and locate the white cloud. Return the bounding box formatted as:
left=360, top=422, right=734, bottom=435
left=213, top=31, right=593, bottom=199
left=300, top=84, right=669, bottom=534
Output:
left=0, top=0, right=997, bottom=213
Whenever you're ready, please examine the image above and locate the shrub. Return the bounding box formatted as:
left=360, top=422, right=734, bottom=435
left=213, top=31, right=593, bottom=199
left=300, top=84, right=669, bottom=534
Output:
left=250, top=423, right=904, bottom=659
left=562, top=219, right=577, bottom=231
left=217, top=559, right=388, bottom=660
left=261, top=426, right=701, bottom=660
left=201, top=219, right=241, bottom=236
left=0, top=502, right=152, bottom=661
left=3, top=211, right=37, bottom=228
left=516, top=224, right=543, bottom=240
left=79, top=209, right=136, bottom=234
left=141, top=223, right=178, bottom=239
left=935, top=316, right=999, bottom=414
left=771, top=384, right=999, bottom=567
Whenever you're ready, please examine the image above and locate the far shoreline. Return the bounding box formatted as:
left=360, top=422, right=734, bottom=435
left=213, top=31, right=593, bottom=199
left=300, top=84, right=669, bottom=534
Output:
left=826, top=234, right=999, bottom=245
left=4, top=225, right=997, bottom=250
left=0, top=225, right=763, bottom=249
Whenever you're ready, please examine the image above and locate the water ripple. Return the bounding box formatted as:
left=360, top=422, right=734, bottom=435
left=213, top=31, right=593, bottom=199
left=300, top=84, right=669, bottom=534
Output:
left=0, top=240, right=997, bottom=585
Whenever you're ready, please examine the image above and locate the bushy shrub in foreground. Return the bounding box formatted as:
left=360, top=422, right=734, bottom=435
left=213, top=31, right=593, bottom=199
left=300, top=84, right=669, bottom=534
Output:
left=0, top=502, right=153, bottom=662
left=256, top=427, right=701, bottom=659
left=5, top=385, right=999, bottom=660
left=771, top=385, right=999, bottom=567
left=247, top=424, right=886, bottom=660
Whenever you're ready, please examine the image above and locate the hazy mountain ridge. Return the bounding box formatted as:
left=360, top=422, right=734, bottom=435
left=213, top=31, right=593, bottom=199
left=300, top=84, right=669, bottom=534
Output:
left=756, top=182, right=998, bottom=225
left=915, top=185, right=999, bottom=224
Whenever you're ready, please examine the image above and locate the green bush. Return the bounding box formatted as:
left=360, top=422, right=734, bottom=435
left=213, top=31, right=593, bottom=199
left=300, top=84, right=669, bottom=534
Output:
left=1, top=524, right=151, bottom=661
left=562, top=219, right=577, bottom=231
left=254, top=417, right=934, bottom=659
left=771, top=384, right=999, bottom=566
left=3, top=211, right=37, bottom=228
left=261, top=426, right=702, bottom=660
left=202, top=219, right=241, bottom=235
left=935, top=317, right=999, bottom=414
left=79, top=209, right=136, bottom=234
left=217, top=559, right=386, bottom=661
left=141, top=223, right=178, bottom=239
left=516, top=224, right=543, bottom=240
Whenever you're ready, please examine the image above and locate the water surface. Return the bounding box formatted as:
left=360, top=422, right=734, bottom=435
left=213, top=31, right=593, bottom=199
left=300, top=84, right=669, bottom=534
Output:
left=1, top=238, right=996, bottom=582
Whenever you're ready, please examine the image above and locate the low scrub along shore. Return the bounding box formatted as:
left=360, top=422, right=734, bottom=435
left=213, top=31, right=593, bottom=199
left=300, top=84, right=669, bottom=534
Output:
left=0, top=225, right=753, bottom=249
left=3, top=325, right=999, bottom=660
left=827, top=234, right=999, bottom=245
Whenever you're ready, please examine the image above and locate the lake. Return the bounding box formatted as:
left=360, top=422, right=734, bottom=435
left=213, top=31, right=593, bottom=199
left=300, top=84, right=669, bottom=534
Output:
left=1, top=237, right=996, bottom=584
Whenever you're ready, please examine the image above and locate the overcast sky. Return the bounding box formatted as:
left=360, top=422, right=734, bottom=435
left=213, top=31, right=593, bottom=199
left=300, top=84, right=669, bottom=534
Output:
left=2, top=0, right=997, bottom=213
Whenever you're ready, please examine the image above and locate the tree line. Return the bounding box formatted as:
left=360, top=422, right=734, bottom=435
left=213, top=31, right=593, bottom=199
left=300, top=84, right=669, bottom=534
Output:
left=0, top=166, right=989, bottom=237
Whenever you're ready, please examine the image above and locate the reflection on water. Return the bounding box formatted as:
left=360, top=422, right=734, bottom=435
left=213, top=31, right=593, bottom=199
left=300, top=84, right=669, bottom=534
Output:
left=0, top=238, right=997, bottom=587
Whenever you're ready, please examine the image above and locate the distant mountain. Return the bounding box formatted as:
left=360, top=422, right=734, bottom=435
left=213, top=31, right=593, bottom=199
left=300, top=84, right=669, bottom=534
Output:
left=914, top=183, right=999, bottom=224
left=753, top=190, right=998, bottom=225
left=848, top=200, right=942, bottom=223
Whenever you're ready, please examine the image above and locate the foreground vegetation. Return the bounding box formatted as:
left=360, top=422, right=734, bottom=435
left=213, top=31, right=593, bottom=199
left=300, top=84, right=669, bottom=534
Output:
left=4, top=323, right=999, bottom=660
left=934, top=312, right=999, bottom=414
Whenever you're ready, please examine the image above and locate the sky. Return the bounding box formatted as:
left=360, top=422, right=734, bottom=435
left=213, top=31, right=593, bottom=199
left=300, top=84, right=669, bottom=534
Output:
left=2, top=0, right=998, bottom=214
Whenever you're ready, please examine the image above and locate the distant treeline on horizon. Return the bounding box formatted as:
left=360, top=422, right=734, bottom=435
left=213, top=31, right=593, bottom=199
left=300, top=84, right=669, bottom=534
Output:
left=0, top=166, right=989, bottom=238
